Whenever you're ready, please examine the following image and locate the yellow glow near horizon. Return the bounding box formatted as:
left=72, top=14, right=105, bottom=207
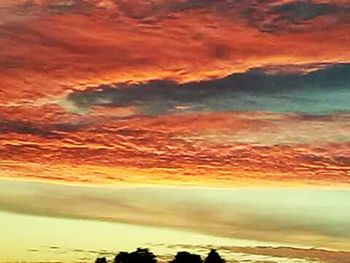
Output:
left=0, top=210, right=275, bottom=262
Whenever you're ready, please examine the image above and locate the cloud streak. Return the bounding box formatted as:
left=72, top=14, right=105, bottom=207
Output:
left=66, top=63, right=350, bottom=115
left=156, top=244, right=350, bottom=263
left=0, top=180, right=349, bottom=251
left=1, top=110, right=349, bottom=187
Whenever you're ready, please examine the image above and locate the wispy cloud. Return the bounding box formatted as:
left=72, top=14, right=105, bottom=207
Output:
left=1, top=180, right=349, bottom=251
left=153, top=243, right=350, bottom=263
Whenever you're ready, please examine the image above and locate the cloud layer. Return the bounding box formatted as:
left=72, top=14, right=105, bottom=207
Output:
left=1, top=180, right=349, bottom=251
left=1, top=63, right=349, bottom=187
left=0, top=1, right=349, bottom=261
left=1, top=0, right=350, bottom=105
left=67, top=63, right=350, bottom=115
left=0, top=2, right=349, bottom=190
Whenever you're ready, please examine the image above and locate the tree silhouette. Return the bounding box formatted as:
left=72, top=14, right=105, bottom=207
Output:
left=114, top=251, right=129, bottom=263
left=103, top=248, right=225, bottom=263
left=170, top=251, right=202, bottom=263
left=114, top=248, right=157, bottom=263
left=204, top=249, right=225, bottom=263
left=96, top=257, right=107, bottom=263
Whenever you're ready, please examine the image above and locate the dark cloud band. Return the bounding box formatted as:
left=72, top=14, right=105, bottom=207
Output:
left=67, top=63, right=350, bottom=115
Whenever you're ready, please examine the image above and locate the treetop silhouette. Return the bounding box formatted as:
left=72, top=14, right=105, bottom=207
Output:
left=170, top=251, right=202, bottom=263
left=105, top=247, right=225, bottom=263
left=96, top=257, right=107, bottom=263
left=114, top=248, right=157, bottom=263
left=204, top=249, right=225, bottom=263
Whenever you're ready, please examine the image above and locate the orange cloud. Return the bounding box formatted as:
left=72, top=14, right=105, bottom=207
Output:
left=0, top=0, right=349, bottom=188
left=1, top=0, right=349, bottom=106
left=0, top=112, right=349, bottom=187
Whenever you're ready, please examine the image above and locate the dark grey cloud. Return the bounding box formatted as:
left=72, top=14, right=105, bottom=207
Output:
left=8, top=0, right=216, bottom=18
left=43, top=0, right=93, bottom=15
left=66, top=63, right=350, bottom=115
left=0, top=119, right=58, bottom=137
left=8, top=0, right=348, bottom=33
left=115, top=0, right=350, bottom=32
left=258, top=0, right=350, bottom=32
left=11, top=0, right=94, bottom=15
left=114, top=0, right=217, bottom=19
left=0, top=119, right=90, bottom=138
left=271, top=1, right=334, bottom=20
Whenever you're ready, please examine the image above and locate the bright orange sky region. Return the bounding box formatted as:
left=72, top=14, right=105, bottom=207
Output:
left=0, top=0, right=350, bottom=187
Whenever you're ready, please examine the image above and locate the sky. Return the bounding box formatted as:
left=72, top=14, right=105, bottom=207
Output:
left=0, top=1, right=349, bottom=263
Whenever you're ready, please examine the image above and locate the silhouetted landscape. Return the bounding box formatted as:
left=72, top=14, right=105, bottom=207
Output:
left=95, top=248, right=225, bottom=263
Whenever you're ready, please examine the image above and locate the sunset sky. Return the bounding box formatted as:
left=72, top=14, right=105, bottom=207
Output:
left=0, top=1, right=349, bottom=263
